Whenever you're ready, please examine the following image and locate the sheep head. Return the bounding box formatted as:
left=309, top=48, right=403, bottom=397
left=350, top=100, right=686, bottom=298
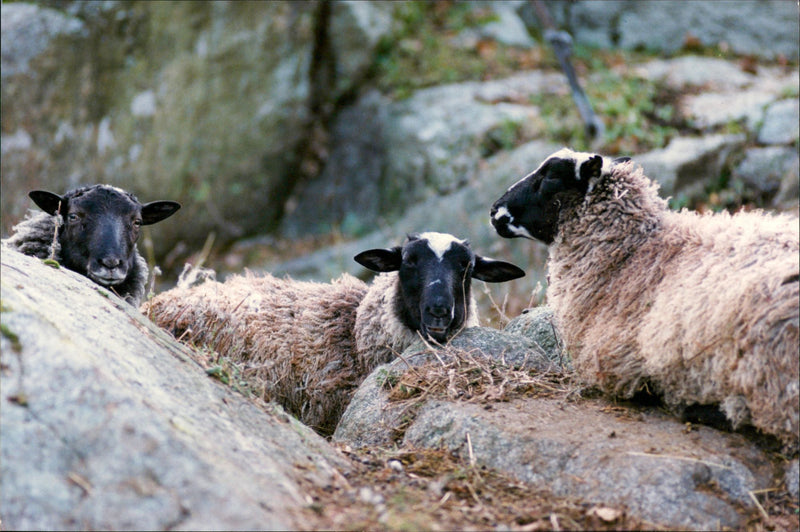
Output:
left=490, top=148, right=629, bottom=244
left=29, top=185, right=180, bottom=288
left=354, top=232, right=524, bottom=343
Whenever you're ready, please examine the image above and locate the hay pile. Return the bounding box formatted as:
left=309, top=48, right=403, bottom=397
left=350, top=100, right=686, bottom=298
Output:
left=376, top=343, right=576, bottom=440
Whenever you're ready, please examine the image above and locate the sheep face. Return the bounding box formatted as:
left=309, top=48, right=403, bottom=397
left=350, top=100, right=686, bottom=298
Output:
left=29, top=185, right=180, bottom=289
left=355, top=232, right=524, bottom=343
left=490, top=148, right=626, bottom=244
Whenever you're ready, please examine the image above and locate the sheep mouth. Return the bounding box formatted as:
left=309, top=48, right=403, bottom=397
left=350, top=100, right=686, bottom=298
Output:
left=421, top=323, right=450, bottom=343
left=491, top=215, right=535, bottom=241
left=492, top=221, right=518, bottom=239
left=88, top=270, right=127, bottom=286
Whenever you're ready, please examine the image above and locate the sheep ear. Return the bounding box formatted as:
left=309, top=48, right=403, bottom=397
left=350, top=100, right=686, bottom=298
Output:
left=354, top=246, right=403, bottom=272
left=472, top=256, right=525, bottom=282
left=141, top=201, right=181, bottom=225
left=29, top=190, right=64, bottom=215
left=578, top=155, right=604, bottom=181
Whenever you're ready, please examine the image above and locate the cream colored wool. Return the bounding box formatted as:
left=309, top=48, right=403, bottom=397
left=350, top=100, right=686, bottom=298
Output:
left=548, top=161, right=799, bottom=447
left=143, top=270, right=481, bottom=435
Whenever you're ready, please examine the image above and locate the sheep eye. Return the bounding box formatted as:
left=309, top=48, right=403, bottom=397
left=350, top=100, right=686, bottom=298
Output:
left=132, top=218, right=142, bottom=227
left=67, top=213, right=80, bottom=223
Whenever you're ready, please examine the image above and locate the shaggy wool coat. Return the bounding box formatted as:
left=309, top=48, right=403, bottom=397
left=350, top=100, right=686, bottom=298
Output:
left=143, top=271, right=480, bottom=435
left=548, top=161, right=799, bottom=448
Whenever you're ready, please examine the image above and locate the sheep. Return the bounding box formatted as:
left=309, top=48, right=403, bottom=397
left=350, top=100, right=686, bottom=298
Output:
left=4, top=185, right=180, bottom=307
left=142, top=232, right=525, bottom=435
left=490, top=148, right=800, bottom=448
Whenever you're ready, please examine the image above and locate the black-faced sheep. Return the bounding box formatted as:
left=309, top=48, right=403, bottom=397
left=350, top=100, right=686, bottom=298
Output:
left=4, top=185, right=180, bottom=307
left=490, top=148, right=799, bottom=448
left=142, top=232, right=524, bottom=435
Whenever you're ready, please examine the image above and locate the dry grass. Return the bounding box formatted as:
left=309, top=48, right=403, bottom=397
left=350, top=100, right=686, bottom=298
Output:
left=305, top=445, right=670, bottom=531
left=299, top=442, right=799, bottom=531
left=384, top=344, right=573, bottom=404
left=373, top=341, right=574, bottom=443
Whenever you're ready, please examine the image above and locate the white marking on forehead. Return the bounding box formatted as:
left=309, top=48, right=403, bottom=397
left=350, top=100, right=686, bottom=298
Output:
left=102, top=184, right=128, bottom=195
left=428, top=279, right=442, bottom=287
left=547, top=148, right=607, bottom=181
left=505, top=148, right=608, bottom=192
left=419, top=231, right=464, bottom=260
left=504, top=147, right=583, bottom=193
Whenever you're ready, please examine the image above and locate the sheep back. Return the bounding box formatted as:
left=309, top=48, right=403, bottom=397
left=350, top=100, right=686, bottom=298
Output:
left=355, top=271, right=480, bottom=370
left=549, top=162, right=799, bottom=447
left=143, top=271, right=368, bottom=435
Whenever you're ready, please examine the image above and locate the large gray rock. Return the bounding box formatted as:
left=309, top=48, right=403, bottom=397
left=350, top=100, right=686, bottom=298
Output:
left=504, top=305, right=569, bottom=368
left=523, top=0, right=799, bottom=61
left=635, top=133, right=747, bottom=198
left=278, top=72, right=566, bottom=242
left=453, top=0, right=537, bottom=49
left=0, top=3, right=85, bottom=78
left=0, top=1, right=392, bottom=264
left=378, top=75, right=551, bottom=219
left=329, top=1, right=393, bottom=98
left=280, top=90, right=390, bottom=239
left=635, top=56, right=756, bottom=91
left=683, top=90, right=776, bottom=131
left=403, top=397, right=774, bottom=530
left=733, top=146, right=799, bottom=197
left=758, top=98, right=800, bottom=145
left=335, top=306, right=780, bottom=529
left=257, top=139, right=560, bottom=323
left=0, top=247, right=350, bottom=530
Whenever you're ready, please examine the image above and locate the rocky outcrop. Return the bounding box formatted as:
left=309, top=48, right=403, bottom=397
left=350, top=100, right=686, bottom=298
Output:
left=0, top=248, right=350, bottom=530
left=4, top=3, right=797, bottom=277
left=0, top=1, right=392, bottom=261
left=335, top=307, right=795, bottom=531
left=522, top=0, right=799, bottom=60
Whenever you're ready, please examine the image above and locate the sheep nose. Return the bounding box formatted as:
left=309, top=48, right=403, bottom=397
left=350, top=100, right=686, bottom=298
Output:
left=492, top=206, right=510, bottom=224
left=427, top=303, right=450, bottom=319
left=99, top=257, right=122, bottom=269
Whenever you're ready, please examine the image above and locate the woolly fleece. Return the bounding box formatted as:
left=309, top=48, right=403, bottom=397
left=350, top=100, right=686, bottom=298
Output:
left=143, top=270, right=481, bottom=435
left=548, top=160, right=799, bottom=448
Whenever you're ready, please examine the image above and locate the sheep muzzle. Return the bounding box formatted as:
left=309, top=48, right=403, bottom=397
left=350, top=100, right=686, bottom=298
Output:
left=87, top=257, right=129, bottom=286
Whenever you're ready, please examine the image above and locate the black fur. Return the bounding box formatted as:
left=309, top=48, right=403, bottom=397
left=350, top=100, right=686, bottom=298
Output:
left=354, top=233, right=524, bottom=343
left=490, top=154, right=604, bottom=245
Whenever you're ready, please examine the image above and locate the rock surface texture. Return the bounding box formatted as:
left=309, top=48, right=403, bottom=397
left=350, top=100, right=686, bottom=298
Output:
left=0, top=248, right=350, bottom=530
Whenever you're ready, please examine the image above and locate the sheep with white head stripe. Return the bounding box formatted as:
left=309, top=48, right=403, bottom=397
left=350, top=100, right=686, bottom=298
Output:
left=144, top=231, right=524, bottom=435
left=491, top=148, right=799, bottom=449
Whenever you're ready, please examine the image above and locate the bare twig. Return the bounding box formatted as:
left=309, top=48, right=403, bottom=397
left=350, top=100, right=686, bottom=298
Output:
left=748, top=490, right=771, bottom=522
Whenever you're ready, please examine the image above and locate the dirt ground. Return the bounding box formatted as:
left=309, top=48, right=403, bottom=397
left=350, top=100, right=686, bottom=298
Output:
left=300, top=442, right=798, bottom=531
